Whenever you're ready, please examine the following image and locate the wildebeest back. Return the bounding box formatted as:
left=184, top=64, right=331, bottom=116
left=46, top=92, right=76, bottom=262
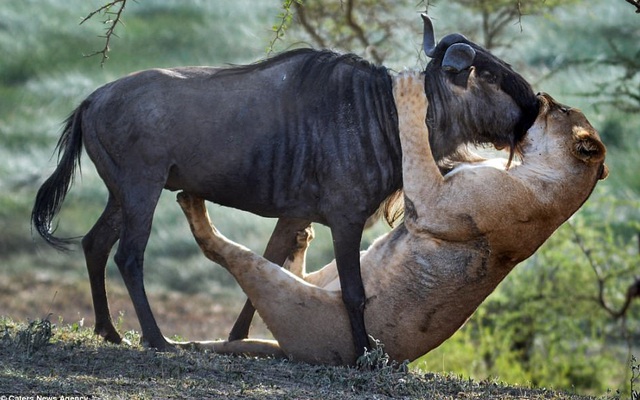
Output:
left=83, top=49, right=402, bottom=225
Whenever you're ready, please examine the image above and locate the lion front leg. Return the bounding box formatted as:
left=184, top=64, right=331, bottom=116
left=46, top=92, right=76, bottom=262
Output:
left=392, top=71, right=447, bottom=229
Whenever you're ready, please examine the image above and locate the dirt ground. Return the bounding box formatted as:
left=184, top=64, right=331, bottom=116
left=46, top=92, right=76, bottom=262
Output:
left=0, top=273, right=602, bottom=399
left=0, top=272, right=272, bottom=342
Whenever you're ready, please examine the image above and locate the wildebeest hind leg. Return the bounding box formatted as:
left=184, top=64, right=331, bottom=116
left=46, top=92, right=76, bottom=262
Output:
left=81, top=193, right=123, bottom=344
left=113, top=183, right=170, bottom=350
left=229, top=217, right=312, bottom=341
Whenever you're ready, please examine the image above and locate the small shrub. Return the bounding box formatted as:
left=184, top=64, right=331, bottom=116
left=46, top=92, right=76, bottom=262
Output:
left=356, top=336, right=408, bottom=373
left=6, top=317, right=53, bottom=357
left=631, top=355, right=639, bottom=400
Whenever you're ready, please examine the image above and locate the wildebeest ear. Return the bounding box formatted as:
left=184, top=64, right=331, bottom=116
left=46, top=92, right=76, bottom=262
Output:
left=572, top=129, right=606, bottom=164
left=422, top=14, right=436, bottom=57
left=442, top=43, right=476, bottom=72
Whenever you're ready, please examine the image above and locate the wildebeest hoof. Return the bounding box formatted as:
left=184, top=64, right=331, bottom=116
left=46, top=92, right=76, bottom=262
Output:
left=95, top=326, right=127, bottom=345
left=141, top=336, right=179, bottom=352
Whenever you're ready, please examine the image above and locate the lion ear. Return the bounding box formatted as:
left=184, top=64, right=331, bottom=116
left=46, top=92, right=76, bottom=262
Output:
left=572, top=129, right=606, bottom=164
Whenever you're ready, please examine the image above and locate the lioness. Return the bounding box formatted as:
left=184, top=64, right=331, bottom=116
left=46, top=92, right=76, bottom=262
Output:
left=176, top=72, right=608, bottom=365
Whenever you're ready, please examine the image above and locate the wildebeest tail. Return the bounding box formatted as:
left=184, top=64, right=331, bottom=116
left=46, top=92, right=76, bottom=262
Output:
left=31, top=101, right=88, bottom=251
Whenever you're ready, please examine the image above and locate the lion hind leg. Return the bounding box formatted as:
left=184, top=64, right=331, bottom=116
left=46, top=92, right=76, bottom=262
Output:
left=176, top=192, right=228, bottom=265
left=177, top=192, right=352, bottom=364
left=177, top=338, right=285, bottom=359
left=177, top=192, right=271, bottom=272
left=283, top=226, right=315, bottom=277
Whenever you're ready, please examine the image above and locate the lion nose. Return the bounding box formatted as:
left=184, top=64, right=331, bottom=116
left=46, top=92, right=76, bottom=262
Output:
left=536, top=92, right=550, bottom=100
left=598, top=163, right=609, bottom=180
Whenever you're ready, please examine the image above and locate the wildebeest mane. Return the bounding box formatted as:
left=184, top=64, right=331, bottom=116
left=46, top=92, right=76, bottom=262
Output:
left=214, top=48, right=386, bottom=80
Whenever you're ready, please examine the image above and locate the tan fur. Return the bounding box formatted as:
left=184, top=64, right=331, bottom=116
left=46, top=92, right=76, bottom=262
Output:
left=176, top=71, right=607, bottom=365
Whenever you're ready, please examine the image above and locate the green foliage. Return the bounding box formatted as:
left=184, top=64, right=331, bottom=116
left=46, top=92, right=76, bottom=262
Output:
left=450, top=0, right=578, bottom=14
left=273, top=0, right=425, bottom=66
left=430, top=0, right=579, bottom=49
left=268, top=0, right=303, bottom=54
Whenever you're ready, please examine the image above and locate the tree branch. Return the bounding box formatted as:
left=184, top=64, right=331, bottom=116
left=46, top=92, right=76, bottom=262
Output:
left=80, top=0, right=128, bottom=66
left=344, top=0, right=382, bottom=64
left=625, top=0, right=640, bottom=13
left=293, top=2, right=327, bottom=48
left=267, top=0, right=303, bottom=55
left=568, top=222, right=640, bottom=320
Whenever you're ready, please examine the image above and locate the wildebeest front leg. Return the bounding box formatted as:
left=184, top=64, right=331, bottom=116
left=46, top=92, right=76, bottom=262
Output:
left=228, top=217, right=312, bottom=341
left=330, top=222, right=370, bottom=357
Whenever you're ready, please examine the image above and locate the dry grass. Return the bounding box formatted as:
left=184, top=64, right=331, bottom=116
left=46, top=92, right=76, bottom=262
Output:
left=0, top=273, right=600, bottom=399
left=0, top=320, right=599, bottom=399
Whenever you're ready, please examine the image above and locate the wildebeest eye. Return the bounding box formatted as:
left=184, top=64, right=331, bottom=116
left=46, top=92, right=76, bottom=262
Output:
left=451, top=68, right=472, bottom=87
left=479, top=70, right=498, bottom=84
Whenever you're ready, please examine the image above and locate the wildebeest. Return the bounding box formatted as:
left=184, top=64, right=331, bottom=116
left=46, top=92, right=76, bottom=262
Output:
left=32, top=15, right=538, bottom=353
left=174, top=72, right=608, bottom=365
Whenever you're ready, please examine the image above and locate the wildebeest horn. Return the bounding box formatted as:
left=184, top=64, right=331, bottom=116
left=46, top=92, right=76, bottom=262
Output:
left=442, top=43, right=476, bottom=72
left=422, top=14, right=436, bottom=57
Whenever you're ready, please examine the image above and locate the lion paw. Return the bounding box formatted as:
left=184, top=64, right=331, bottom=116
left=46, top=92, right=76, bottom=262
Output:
left=295, top=226, right=315, bottom=250
left=393, top=70, right=428, bottom=121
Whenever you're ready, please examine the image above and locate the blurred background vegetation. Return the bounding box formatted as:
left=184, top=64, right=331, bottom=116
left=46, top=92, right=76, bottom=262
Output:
left=0, top=0, right=638, bottom=396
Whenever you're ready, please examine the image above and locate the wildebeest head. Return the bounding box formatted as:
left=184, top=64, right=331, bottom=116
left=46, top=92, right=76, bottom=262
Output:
left=421, top=14, right=539, bottom=163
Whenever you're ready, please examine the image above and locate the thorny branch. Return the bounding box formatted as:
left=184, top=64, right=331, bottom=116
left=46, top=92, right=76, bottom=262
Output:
left=568, top=222, right=640, bottom=320
left=626, top=0, right=640, bottom=13
left=80, top=0, right=128, bottom=66
left=267, top=0, right=301, bottom=55
left=280, top=0, right=385, bottom=63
